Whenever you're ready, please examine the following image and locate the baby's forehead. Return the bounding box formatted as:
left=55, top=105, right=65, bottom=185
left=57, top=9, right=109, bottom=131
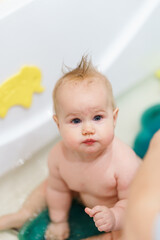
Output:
left=60, top=75, right=108, bottom=91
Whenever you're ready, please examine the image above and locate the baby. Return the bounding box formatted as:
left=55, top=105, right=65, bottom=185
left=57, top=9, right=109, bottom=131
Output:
left=0, top=56, right=141, bottom=240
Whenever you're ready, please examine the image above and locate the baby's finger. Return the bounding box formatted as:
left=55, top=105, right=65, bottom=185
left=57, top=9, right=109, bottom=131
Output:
left=93, top=212, right=104, bottom=221
left=89, top=205, right=104, bottom=217
left=97, top=223, right=108, bottom=232
left=99, top=221, right=115, bottom=233
left=85, top=207, right=92, bottom=217
left=94, top=218, right=106, bottom=228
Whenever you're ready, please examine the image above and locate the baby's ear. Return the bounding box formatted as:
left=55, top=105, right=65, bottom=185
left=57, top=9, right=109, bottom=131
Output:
left=53, top=115, right=59, bottom=128
left=113, top=108, right=119, bottom=127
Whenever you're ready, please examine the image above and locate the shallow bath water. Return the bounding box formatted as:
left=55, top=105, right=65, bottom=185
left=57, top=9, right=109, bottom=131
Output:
left=0, top=76, right=159, bottom=240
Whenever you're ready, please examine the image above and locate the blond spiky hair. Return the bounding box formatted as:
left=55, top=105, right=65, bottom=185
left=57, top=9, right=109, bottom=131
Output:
left=53, top=55, right=116, bottom=114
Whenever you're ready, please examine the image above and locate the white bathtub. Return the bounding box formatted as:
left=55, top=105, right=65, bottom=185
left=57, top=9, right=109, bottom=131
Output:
left=0, top=0, right=160, bottom=176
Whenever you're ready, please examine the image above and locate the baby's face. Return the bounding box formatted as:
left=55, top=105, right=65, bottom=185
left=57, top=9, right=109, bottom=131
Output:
left=54, top=79, right=118, bottom=156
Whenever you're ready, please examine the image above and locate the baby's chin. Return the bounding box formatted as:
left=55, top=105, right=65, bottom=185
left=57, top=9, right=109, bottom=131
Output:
left=82, top=143, right=106, bottom=154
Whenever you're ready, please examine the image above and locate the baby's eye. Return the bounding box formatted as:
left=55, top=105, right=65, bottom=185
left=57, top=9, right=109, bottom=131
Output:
left=93, top=115, right=102, bottom=121
left=71, top=118, right=81, bottom=124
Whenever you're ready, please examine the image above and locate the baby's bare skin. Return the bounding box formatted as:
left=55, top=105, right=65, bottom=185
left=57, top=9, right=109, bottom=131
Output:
left=46, top=136, right=140, bottom=239
left=51, top=138, right=138, bottom=208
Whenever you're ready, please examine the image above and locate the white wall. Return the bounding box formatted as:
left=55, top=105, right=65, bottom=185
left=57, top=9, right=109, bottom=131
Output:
left=0, top=0, right=160, bottom=176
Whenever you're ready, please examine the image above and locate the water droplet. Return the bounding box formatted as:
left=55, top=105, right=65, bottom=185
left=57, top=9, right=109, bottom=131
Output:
left=16, top=158, right=25, bottom=167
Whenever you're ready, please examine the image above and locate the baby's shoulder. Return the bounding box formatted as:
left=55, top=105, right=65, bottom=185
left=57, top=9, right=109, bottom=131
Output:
left=114, top=136, right=141, bottom=166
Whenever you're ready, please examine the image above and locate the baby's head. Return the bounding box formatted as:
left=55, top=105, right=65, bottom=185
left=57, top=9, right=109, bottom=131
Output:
left=53, top=56, right=116, bottom=116
left=52, top=56, right=118, bottom=155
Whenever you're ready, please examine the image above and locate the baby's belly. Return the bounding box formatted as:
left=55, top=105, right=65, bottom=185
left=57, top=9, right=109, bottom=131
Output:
left=79, top=192, right=118, bottom=208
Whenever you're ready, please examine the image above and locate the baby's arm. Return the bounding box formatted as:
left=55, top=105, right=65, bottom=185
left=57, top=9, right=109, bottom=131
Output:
left=46, top=168, right=72, bottom=223
left=85, top=150, right=141, bottom=232
left=110, top=151, right=141, bottom=231
left=45, top=148, right=72, bottom=240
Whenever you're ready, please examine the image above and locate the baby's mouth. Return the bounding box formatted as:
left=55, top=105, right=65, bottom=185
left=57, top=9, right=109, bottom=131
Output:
left=83, top=139, right=96, bottom=145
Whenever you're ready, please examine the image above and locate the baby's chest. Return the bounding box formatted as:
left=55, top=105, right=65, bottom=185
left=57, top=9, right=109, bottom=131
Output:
left=59, top=161, right=117, bottom=195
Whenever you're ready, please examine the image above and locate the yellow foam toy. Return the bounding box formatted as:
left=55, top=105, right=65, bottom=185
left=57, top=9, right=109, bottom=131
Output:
left=155, top=69, right=160, bottom=79
left=0, top=66, right=44, bottom=118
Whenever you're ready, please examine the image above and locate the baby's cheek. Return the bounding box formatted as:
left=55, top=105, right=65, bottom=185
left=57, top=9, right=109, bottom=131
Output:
left=62, top=130, right=79, bottom=149
left=101, top=128, right=114, bottom=145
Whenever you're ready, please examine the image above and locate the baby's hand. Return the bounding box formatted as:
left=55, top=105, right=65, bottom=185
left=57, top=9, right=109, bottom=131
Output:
left=45, top=221, right=70, bottom=240
left=85, top=206, right=115, bottom=232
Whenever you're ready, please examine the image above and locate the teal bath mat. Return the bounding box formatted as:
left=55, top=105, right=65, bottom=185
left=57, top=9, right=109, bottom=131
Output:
left=133, top=104, right=160, bottom=158
left=18, top=200, right=102, bottom=240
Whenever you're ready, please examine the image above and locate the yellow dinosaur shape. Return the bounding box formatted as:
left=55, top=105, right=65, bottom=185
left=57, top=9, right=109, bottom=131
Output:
left=155, top=69, right=160, bottom=79
left=0, top=66, right=44, bottom=118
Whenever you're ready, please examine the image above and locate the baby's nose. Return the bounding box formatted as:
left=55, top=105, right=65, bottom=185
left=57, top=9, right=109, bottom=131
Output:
left=82, top=123, right=95, bottom=135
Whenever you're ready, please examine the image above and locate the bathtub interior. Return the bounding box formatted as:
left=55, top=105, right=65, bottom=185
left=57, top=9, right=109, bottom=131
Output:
left=0, top=73, right=159, bottom=240
left=1, top=0, right=160, bottom=176
left=0, top=0, right=160, bottom=239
